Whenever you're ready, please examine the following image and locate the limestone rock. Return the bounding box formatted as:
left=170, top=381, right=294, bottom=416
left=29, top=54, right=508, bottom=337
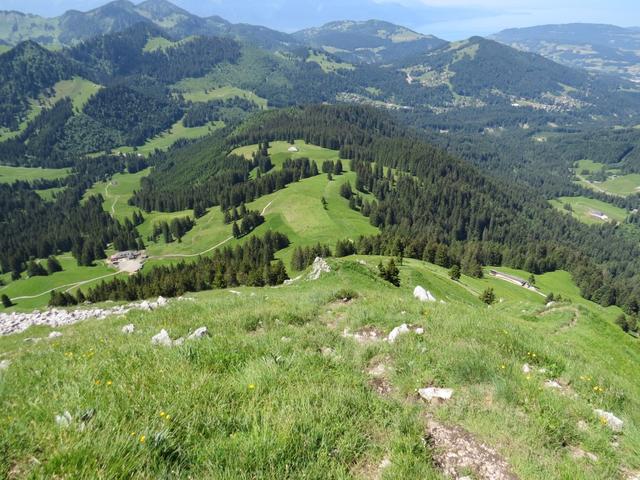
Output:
left=308, top=257, right=331, bottom=280
left=0, top=360, right=10, bottom=371
left=595, top=409, right=624, bottom=431
left=419, top=387, right=454, bottom=402
left=121, top=324, right=135, bottom=334
left=413, top=286, right=436, bottom=302
left=387, top=324, right=424, bottom=343
left=188, top=327, right=209, bottom=340
left=151, top=329, right=173, bottom=347
left=55, top=411, right=73, bottom=428
left=48, top=331, right=63, bottom=339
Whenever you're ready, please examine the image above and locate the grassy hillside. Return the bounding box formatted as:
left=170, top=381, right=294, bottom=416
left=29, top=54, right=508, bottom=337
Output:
left=3, top=141, right=374, bottom=310
left=112, top=118, right=225, bottom=156
left=1, top=257, right=638, bottom=478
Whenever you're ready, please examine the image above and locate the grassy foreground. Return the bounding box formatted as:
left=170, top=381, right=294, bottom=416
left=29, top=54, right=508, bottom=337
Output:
left=1, top=257, right=639, bottom=479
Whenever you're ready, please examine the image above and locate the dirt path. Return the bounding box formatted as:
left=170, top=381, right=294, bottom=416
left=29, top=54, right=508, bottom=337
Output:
left=261, top=200, right=273, bottom=216
left=426, top=417, right=519, bottom=480
left=150, top=236, right=234, bottom=260
left=11, top=272, right=121, bottom=301
left=539, top=305, right=581, bottom=333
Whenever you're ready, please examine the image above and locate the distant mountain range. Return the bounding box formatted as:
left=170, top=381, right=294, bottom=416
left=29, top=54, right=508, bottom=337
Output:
left=492, top=23, right=640, bottom=83
left=0, top=0, right=444, bottom=63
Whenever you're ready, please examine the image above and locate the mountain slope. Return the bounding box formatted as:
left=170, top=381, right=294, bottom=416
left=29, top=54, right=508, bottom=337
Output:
left=492, top=23, right=640, bottom=83
left=398, top=36, right=640, bottom=116
left=294, top=19, right=446, bottom=63
left=1, top=256, right=638, bottom=479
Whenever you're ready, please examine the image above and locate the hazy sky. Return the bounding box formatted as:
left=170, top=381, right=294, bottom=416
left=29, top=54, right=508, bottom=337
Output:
left=3, top=0, right=639, bottom=39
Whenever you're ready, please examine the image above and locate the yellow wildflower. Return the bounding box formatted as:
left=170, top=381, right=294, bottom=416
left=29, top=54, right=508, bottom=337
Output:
left=159, top=411, right=166, bottom=417
left=139, top=435, right=146, bottom=444
left=248, top=384, right=256, bottom=390
left=106, top=380, right=113, bottom=386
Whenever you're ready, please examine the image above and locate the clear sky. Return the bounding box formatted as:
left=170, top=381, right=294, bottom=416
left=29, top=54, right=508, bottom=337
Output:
left=3, top=0, right=639, bottom=39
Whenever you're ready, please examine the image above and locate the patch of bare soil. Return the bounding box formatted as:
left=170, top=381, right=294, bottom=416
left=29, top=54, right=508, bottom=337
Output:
left=425, top=418, right=519, bottom=480
left=367, top=356, right=393, bottom=397
left=343, top=326, right=385, bottom=345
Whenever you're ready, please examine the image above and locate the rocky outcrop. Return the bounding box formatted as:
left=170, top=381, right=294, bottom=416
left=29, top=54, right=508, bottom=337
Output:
left=414, top=286, right=436, bottom=302
left=0, top=297, right=171, bottom=336
left=308, top=257, right=331, bottom=280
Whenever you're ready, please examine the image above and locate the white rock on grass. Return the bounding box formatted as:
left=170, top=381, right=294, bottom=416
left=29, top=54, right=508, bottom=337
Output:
left=156, top=296, right=167, bottom=307
left=0, top=360, right=10, bottom=371
left=387, top=324, right=424, bottom=343
left=188, top=327, right=209, bottom=340
left=544, top=380, right=562, bottom=389
left=387, top=324, right=410, bottom=343
left=48, top=331, right=63, bottom=339
left=595, top=409, right=624, bottom=432
left=308, top=257, right=331, bottom=280
left=121, top=324, right=135, bottom=334
left=418, top=387, right=454, bottom=402
left=413, top=286, right=436, bottom=302
left=522, top=364, right=532, bottom=374
left=151, top=329, right=173, bottom=347
left=55, top=411, right=73, bottom=428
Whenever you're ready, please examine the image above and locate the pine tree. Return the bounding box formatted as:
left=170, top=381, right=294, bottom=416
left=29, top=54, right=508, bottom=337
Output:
left=334, top=159, right=343, bottom=175
left=1, top=294, right=12, bottom=308
left=46, top=256, right=63, bottom=274
left=449, top=264, right=461, bottom=281
left=232, top=221, right=241, bottom=239
left=480, top=288, right=496, bottom=305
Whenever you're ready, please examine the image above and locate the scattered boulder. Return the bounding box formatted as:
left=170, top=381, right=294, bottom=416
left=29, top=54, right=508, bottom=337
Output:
left=387, top=324, right=424, bottom=343
left=522, top=364, right=531, bottom=374
left=173, top=337, right=185, bottom=347
left=0, top=360, right=10, bottom=371
left=413, top=286, right=436, bottom=302
left=48, top=331, right=63, bottom=339
left=156, top=296, right=167, bottom=307
left=151, top=329, right=173, bottom=347
left=308, top=257, right=331, bottom=280
left=55, top=411, right=73, bottom=428
left=188, top=327, right=209, bottom=340
left=387, top=324, right=410, bottom=343
left=121, top=324, right=135, bottom=334
left=419, top=387, right=454, bottom=403
left=595, top=409, right=624, bottom=432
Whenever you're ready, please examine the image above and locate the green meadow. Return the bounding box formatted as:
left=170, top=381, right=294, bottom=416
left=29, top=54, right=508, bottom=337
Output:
left=113, top=119, right=224, bottom=156
left=574, top=160, right=640, bottom=197
left=549, top=196, right=628, bottom=225
left=0, top=165, right=69, bottom=184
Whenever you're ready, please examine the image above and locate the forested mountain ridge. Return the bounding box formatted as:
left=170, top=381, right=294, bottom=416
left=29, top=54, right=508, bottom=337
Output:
left=129, top=105, right=640, bottom=312
left=492, top=23, right=640, bottom=83
left=397, top=36, right=640, bottom=117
